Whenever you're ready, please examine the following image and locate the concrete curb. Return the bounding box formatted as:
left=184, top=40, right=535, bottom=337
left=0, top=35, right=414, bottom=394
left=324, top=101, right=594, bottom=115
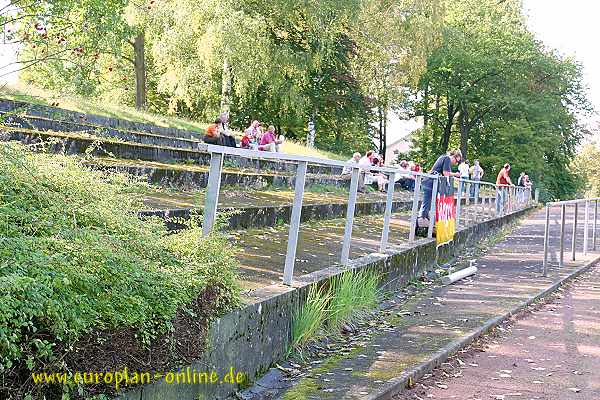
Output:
left=367, top=255, right=600, bottom=400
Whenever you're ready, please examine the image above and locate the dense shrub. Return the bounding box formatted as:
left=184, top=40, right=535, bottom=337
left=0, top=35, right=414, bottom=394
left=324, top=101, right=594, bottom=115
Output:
left=0, top=143, right=239, bottom=376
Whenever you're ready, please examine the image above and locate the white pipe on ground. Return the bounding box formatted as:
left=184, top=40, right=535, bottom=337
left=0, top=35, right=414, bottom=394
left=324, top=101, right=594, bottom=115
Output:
left=442, top=266, right=478, bottom=285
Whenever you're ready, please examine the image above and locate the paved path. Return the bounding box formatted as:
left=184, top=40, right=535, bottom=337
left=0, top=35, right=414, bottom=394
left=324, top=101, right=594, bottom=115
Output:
left=256, top=207, right=600, bottom=400
left=394, top=264, right=600, bottom=400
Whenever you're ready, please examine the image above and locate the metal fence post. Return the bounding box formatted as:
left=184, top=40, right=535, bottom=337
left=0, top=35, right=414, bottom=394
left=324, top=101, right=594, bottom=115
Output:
left=202, top=152, right=224, bottom=236
left=456, top=179, right=463, bottom=228
left=535, top=188, right=539, bottom=203
left=571, top=203, right=578, bottom=261
left=282, top=161, right=308, bottom=285
left=379, top=172, right=395, bottom=252
left=341, top=167, right=360, bottom=265
left=559, top=204, right=566, bottom=267
left=427, top=177, right=439, bottom=238
left=495, top=186, right=500, bottom=217
left=594, top=200, right=598, bottom=251
left=584, top=200, right=590, bottom=256
left=408, top=175, right=422, bottom=242
left=543, top=205, right=550, bottom=277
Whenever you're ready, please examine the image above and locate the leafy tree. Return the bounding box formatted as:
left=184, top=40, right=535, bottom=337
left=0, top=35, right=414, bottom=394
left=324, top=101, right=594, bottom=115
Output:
left=407, top=0, right=592, bottom=199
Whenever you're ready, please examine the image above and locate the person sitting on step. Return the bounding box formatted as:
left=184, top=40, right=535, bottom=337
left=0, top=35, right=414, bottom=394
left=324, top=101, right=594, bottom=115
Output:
left=203, top=119, right=222, bottom=145
left=258, top=125, right=283, bottom=152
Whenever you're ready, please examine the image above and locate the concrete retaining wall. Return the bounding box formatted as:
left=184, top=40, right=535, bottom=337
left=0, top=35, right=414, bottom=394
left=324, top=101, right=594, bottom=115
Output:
left=116, top=207, right=532, bottom=400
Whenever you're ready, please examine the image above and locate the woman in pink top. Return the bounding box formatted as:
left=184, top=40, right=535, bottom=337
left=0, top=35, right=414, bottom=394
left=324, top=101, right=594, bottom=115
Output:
left=258, top=126, right=283, bottom=152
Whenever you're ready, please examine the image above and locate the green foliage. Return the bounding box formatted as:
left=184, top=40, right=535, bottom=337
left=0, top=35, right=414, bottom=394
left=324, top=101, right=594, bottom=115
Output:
left=0, top=143, right=239, bottom=375
left=571, top=141, right=600, bottom=198
left=408, top=0, right=591, bottom=199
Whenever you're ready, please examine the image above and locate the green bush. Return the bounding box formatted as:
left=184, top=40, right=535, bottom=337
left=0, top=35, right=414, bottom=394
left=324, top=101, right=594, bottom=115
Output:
left=0, top=143, right=239, bottom=374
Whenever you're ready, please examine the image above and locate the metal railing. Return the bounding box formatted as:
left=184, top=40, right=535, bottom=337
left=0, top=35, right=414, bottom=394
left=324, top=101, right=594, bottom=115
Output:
left=542, top=198, right=599, bottom=276
left=198, top=143, right=533, bottom=285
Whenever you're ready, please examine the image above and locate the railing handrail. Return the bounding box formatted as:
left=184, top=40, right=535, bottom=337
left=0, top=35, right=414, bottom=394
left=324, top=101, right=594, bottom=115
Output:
left=545, top=198, right=600, bottom=206
left=201, top=143, right=442, bottom=178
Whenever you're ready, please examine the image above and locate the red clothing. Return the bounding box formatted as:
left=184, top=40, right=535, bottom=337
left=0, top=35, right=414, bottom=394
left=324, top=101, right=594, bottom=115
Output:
left=496, top=168, right=510, bottom=185
left=241, top=135, right=251, bottom=148
left=206, top=123, right=218, bottom=137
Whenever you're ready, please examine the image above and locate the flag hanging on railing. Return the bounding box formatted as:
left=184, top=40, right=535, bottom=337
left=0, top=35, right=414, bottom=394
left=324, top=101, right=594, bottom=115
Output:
left=436, top=177, right=456, bottom=244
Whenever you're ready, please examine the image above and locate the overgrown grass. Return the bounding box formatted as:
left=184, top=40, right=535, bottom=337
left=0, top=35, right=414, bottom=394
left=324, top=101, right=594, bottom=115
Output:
left=291, top=285, right=330, bottom=349
left=2, top=83, right=210, bottom=133
left=328, top=269, right=380, bottom=331
left=291, top=269, right=380, bottom=350
left=0, top=143, right=240, bottom=398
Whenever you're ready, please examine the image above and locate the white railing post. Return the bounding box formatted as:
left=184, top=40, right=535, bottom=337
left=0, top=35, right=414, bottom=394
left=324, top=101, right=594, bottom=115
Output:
left=594, top=200, right=598, bottom=251
left=543, top=204, right=550, bottom=277
left=340, top=167, right=360, bottom=265
left=282, top=161, right=308, bottom=286
left=408, top=175, right=422, bottom=242
left=427, top=177, right=439, bottom=238
left=559, top=204, right=566, bottom=267
left=379, top=172, right=395, bottom=252
left=584, top=200, right=590, bottom=256
left=202, top=152, right=224, bottom=236
left=456, top=179, right=463, bottom=228
left=571, top=203, right=578, bottom=261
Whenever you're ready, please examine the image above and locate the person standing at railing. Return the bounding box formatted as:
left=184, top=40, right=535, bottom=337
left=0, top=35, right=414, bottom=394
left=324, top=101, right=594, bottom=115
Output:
left=417, top=149, right=462, bottom=231
left=496, top=163, right=514, bottom=214
left=458, top=159, right=470, bottom=196
left=470, top=160, right=484, bottom=199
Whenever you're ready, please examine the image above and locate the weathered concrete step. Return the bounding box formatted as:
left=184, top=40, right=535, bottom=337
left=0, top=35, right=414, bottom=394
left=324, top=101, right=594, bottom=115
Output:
left=0, top=126, right=343, bottom=175
left=88, top=157, right=350, bottom=191
left=0, top=97, right=197, bottom=140
left=1, top=113, right=203, bottom=150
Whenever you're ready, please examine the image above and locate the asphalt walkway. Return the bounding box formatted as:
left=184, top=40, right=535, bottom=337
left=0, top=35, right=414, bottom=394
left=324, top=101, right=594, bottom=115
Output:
left=250, top=206, right=600, bottom=399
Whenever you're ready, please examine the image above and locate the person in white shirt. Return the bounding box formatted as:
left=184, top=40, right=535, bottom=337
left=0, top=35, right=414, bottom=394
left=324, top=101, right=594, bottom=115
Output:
left=458, top=160, right=470, bottom=195
left=342, top=152, right=361, bottom=175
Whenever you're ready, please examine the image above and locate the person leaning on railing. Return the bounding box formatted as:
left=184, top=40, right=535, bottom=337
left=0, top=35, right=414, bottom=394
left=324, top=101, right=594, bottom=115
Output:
left=496, top=163, right=514, bottom=214
left=417, top=149, right=462, bottom=230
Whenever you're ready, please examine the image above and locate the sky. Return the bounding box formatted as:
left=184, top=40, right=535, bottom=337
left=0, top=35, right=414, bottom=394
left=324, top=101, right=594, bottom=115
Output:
left=523, top=0, right=600, bottom=135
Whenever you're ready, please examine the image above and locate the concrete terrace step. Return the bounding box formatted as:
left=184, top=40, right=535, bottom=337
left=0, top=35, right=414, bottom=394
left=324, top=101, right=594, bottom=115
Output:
left=88, top=157, right=350, bottom=191
left=2, top=113, right=203, bottom=150
left=0, top=97, right=197, bottom=140
left=0, top=126, right=343, bottom=175
left=139, top=189, right=415, bottom=230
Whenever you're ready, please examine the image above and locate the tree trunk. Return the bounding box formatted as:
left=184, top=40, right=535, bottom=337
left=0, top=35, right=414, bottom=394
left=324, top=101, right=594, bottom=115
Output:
left=439, top=100, right=454, bottom=153
left=382, top=106, right=388, bottom=162
left=306, top=111, right=316, bottom=147
left=220, top=58, right=232, bottom=115
left=378, top=106, right=383, bottom=156
left=459, top=102, right=469, bottom=160
left=423, top=81, right=429, bottom=126
left=133, top=32, right=146, bottom=110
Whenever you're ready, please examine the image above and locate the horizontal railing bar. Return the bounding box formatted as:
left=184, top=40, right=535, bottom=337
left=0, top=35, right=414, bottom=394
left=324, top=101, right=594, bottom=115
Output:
left=200, top=143, right=440, bottom=177
left=546, top=198, right=600, bottom=206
